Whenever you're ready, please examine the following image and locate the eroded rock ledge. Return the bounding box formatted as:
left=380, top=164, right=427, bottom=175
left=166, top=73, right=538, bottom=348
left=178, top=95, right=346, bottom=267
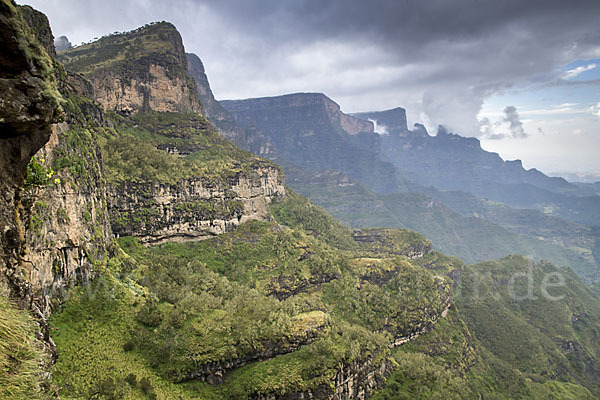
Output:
left=109, top=167, right=285, bottom=244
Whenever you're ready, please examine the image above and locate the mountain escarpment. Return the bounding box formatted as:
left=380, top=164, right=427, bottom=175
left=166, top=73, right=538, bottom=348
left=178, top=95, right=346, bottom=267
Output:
left=222, top=93, right=407, bottom=194
left=58, top=22, right=202, bottom=115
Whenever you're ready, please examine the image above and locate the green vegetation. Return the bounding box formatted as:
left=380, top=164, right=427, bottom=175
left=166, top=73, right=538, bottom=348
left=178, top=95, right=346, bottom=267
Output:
left=17, top=10, right=600, bottom=399
left=58, top=21, right=181, bottom=77
left=372, top=352, right=469, bottom=400
left=286, top=170, right=598, bottom=281
left=371, top=254, right=600, bottom=399
left=119, top=220, right=344, bottom=297
left=2, top=0, right=64, bottom=119
left=455, top=255, right=600, bottom=396
left=24, top=157, right=59, bottom=190
left=50, top=199, right=447, bottom=398
left=269, top=191, right=357, bottom=250
left=0, top=296, right=46, bottom=400
left=45, top=183, right=600, bottom=399
left=100, top=111, right=279, bottom=185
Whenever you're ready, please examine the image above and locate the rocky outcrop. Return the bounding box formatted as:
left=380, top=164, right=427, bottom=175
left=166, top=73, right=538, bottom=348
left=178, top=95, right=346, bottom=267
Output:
left=109, top=166, right=285, bottom=244
left=58, top=22, right=202, bottom=115
left=0, top=1, right=62, bottom=188
left=249, top=357, right=393, bottom=400
left=352, top=228, right=433, bottom=259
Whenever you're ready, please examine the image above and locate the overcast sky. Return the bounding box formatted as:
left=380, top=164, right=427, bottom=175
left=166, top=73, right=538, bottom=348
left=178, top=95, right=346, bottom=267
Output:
left=22, top=0, right=600, bottom=176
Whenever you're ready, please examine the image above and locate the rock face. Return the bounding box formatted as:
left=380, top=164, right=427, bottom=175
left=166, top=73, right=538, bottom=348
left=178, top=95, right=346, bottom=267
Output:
left=223, top=93, right=373, bottom=138
left=0, top=1, right=61, bottom=188
left=109, top=166, right=285, bottom=244
left=23, top=116, right=113, bottom=314
left=352, top=107, right=408, bottom=136
left=222, top=93, right=407, bottom=194
left=0, top=0, right=62, bottom=305
left=58, top=22, right=202, bottom=115
left=248, top=358, right=393, bottom=400
left=186, top=52, right=249, bottom=148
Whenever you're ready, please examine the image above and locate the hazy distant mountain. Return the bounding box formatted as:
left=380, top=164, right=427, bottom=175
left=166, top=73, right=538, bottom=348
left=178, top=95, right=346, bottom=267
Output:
left=222, top=93, right=407, bottom=194
left=352, top=110, right=600, bottom=225
left=220, top=95, right=600, bottom=279
left=550, top=172, right=600, bottom=184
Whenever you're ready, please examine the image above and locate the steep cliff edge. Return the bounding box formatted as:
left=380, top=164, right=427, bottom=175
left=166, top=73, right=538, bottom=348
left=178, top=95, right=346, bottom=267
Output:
left=186, top=52, right=250, bottom=148
left=0, top=0, right=63, bottom=305
left=102, top=111, right=285, bottom=244
left=54, top=25, right=286, bottom=245
left=222, top=93, right=407, bottom=194
left=352, top=107, right=408, bottom=136
left=23, top=102, right=114, bottom=314
left=58, top=22, right=202, bottom=115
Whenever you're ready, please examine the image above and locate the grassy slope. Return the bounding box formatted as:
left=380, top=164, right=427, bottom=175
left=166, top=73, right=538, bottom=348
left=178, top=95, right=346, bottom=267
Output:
left=0, top=297, right=47, bottom=400
left=100, top=111, right=278, bottom=185
left=49, top=216, right=445, bottom=398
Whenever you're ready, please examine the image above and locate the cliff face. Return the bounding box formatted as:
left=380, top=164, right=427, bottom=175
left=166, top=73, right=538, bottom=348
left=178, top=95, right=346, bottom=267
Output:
left=0, top=1, right=61, bottom=188
left=352, top=107, right=408, bottom=136
left=222, top=93, right=407, bottom=194
left=23, top=111, right=113, bottom=314
left=186, top=52, right=278, bottom=154
left=58, top=22, right=202, bottom=115
left=0, top=0, right=62, bottom=306
left=249, top=357, right=393, bottom=400
left=52, top=26, right=288, bottom=247
left=223, top=93, right=373, bottom=139
left=110, top=165, right=284, bottom=244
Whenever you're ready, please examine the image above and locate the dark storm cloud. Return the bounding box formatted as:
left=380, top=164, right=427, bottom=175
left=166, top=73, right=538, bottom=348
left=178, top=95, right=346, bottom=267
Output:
left=22, top=0, right=600, bottom=137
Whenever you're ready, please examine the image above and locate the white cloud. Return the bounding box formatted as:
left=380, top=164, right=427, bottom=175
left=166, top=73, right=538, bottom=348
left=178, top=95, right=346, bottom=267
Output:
left=520, top=106, right=582, bottom=116
left=368, top=119, right=388, bottom=135
left=564, top=63, right=597, bottom=79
